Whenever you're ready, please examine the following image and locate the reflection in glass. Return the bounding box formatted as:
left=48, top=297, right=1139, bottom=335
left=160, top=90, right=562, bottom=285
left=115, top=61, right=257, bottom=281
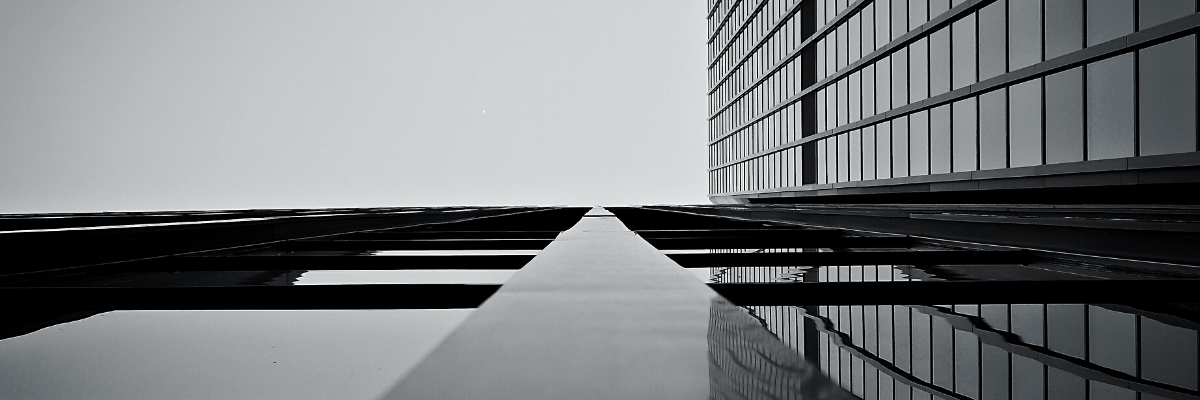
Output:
left=1086, top=53, right=1135, bottom=160
left=1140, top=35, right=1198, bottom=156
left=893, top=0, right=910, bottom=40
left=1045, top=67, right=1084, bottom=164
left=878, top=56, right=893, bottom=113
left=851, top=129, right=862, bottom=181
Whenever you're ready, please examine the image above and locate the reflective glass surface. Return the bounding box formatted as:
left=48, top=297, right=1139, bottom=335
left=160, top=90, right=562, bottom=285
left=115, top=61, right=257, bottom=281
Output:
left=979, top=89, right=1008, bottom=170
left=931, top=104, right=952, bottom=174
left=1045, top=0, right=1084, bottom=59
left=892, top=116, right=911, bottom=177
left=910, top=110, right=931, bottom=176
left=951, top=14, right=977, bottom=90
left=978, top=0, right=1007, bottom=81
left=1087, top=0, right=1134, bottom=46
left=1086, top=53, right=1135, bottom=160
left=1045, top=67, right=1085, bottom=164
left=1009, top=0, right=1043, bottom=70
left=1009, top=78, right=1043, bottom=167
left=1140, top=35, right=1199, bottom=156
left=952, top=97, right=978, bottom=172
left=1140, top=0, right=1196, bottom=29
left=930, top=27, right=952, bottom=96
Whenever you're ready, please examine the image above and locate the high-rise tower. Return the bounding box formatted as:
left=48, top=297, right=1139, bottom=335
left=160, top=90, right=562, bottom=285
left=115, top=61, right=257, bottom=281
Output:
left=708, top=0, right=1200, bottom=204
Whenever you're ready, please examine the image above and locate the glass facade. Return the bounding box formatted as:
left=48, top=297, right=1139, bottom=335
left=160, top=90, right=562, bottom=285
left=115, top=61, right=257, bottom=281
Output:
left=708, top=0, right=1200, bottom=199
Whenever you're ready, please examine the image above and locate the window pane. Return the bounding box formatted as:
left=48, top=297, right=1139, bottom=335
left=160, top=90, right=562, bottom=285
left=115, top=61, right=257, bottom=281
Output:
left=838, top=23, right=848, bottom=71
left=953, top=97, right=979, bottom=171
left=863, top=64, right=877, bottom=118
left=1140, top=0, right=1195, bottom=29
left=892, top=116, right=910, bottom=177
left=818, top=139, right=827, bottom=184
left=1086, top=53, right=1135, bottom=160
left=850, top=129, right=862, bottom=181
left=1141, top=316, right=1200, bottom=390
left=1045, top=0, right=1083, bottom=59
left=877, top=58, right=892, bottom=112
left=1046, top=68, right=1084, bottom=164
left=863, top=4, right=877, bottom=53
left=1140, top=35, right=1198, bottom=156
left=1088, top=306, right=1137, bottom=376
left=932, top=104, right=952, bottom=173
left=911, top=38, right=929, bottom=102
left=892, top=49, right=909, bottom=108
left=877, top=122, right=892, bottom=178
left=838, top=134, right=849, bottom=182
left=1010, top=79, right=1043, bottom=167
left=930, top=0, right=950, bottom=18
left=1087, top=0, right=1134, bottom=46
left=952, top=14, right=978, bottom=90
left=851, top=72, right=862, bottom=123
left=893, top=0, right=909, bottom=40
left=1009, top=0, right=1043, bottom=70
left=817, top=89, right=827, bottom=132
left=850, top=14, right=862, bottom=64
left=876, top=0, right=892, bottom=48
left=911, top=110, right=930, bottom=176
left=910, top=0, right=928, bottom=29
left=839, top=78, right=849, bottom=127
left=979, top=0, right=1007, bottom=81
left=863, top=126, right=877, bottom=180
left=980, top=89, right=1008, bottom=170
left=930, top=27, right=951, bottom=96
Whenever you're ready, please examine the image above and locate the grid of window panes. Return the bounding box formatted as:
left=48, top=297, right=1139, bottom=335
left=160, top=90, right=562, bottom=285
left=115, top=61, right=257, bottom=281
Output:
left=748, top=302, right=1200, bottom=400
left=709, top=0, right=1200, bottom=196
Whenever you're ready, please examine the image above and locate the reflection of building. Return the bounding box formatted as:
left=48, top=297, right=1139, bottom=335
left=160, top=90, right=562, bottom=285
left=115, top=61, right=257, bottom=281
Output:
left=707, top=0, right=1200, bottom=204
left=744, top=302, right=1200, bottom=400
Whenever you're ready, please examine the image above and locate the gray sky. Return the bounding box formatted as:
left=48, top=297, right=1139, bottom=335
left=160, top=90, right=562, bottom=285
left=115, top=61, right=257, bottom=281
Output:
left=0, top=1, right=709, bottom=213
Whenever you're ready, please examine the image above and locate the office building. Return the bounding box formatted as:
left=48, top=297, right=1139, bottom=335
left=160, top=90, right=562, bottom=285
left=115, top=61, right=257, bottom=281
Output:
left=708, top=0, right=1200, bottom=203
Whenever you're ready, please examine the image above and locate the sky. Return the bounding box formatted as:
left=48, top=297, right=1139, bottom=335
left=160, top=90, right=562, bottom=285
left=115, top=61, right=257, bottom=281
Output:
left=0, top=1, right=709, bottom=213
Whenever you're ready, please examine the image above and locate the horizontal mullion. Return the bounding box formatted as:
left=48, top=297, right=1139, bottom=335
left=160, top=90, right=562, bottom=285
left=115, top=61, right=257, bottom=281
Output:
left=279, top=239, right=552, bottom=251
left=649, top=235, right=909, bottom=250
left=710, top=279, right=1200, bottom=305
left=670, top=250, right=1028, bottom=267
left=0, top=284, right=501, bottom=309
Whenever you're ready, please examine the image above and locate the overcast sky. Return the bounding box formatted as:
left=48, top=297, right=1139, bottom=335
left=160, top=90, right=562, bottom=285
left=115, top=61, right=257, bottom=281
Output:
left=0, top=1, right=709, bottom=213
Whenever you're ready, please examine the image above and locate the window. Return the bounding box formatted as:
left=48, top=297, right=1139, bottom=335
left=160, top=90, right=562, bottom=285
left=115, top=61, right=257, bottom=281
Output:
left=877, top=58, right=892, bottom=112
left=952, top=13, right=978, bottom=90
left=1045, top=0, right=1083, bottom=59
left=1009, top=0, right=1043, bottom=70
left=876, top=0, right=892, bottom=50
left=979, top=0, right=1007, bottom=81
left=863, top=64, right=877, bottom=118
left=911, top=38, right=930, bottom=102
left=850, top=129, right=862, bottom=181
left=953, top=97, right=979, bottom=172
left=877, top=122, right=892, bottom=179
left=979, top=89, right=1008, bottom=170
left=892, top=48, right=909, bottom=108
left=911, top=110, right=930, bottom=176
left=1086, top=53, right=1135, bottom=160
left=931, top=104, right=952, bottom=174
left=910, top=0, right=929, bottom=29
left=930, top=27, right=951, bottom=96
left=1046, top=68, right=1085, bottom=164
left=893, top=0, right=910, bottom=40
left=863, top=125, right=877, bottom=180
left=1140, top=0, right=1196, bottom=29
left=1087, top=0, right=1134, bottom=46
left=892, top=116, right=910, bottom=177
left=1140, top=35, right=1198, bottom=156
